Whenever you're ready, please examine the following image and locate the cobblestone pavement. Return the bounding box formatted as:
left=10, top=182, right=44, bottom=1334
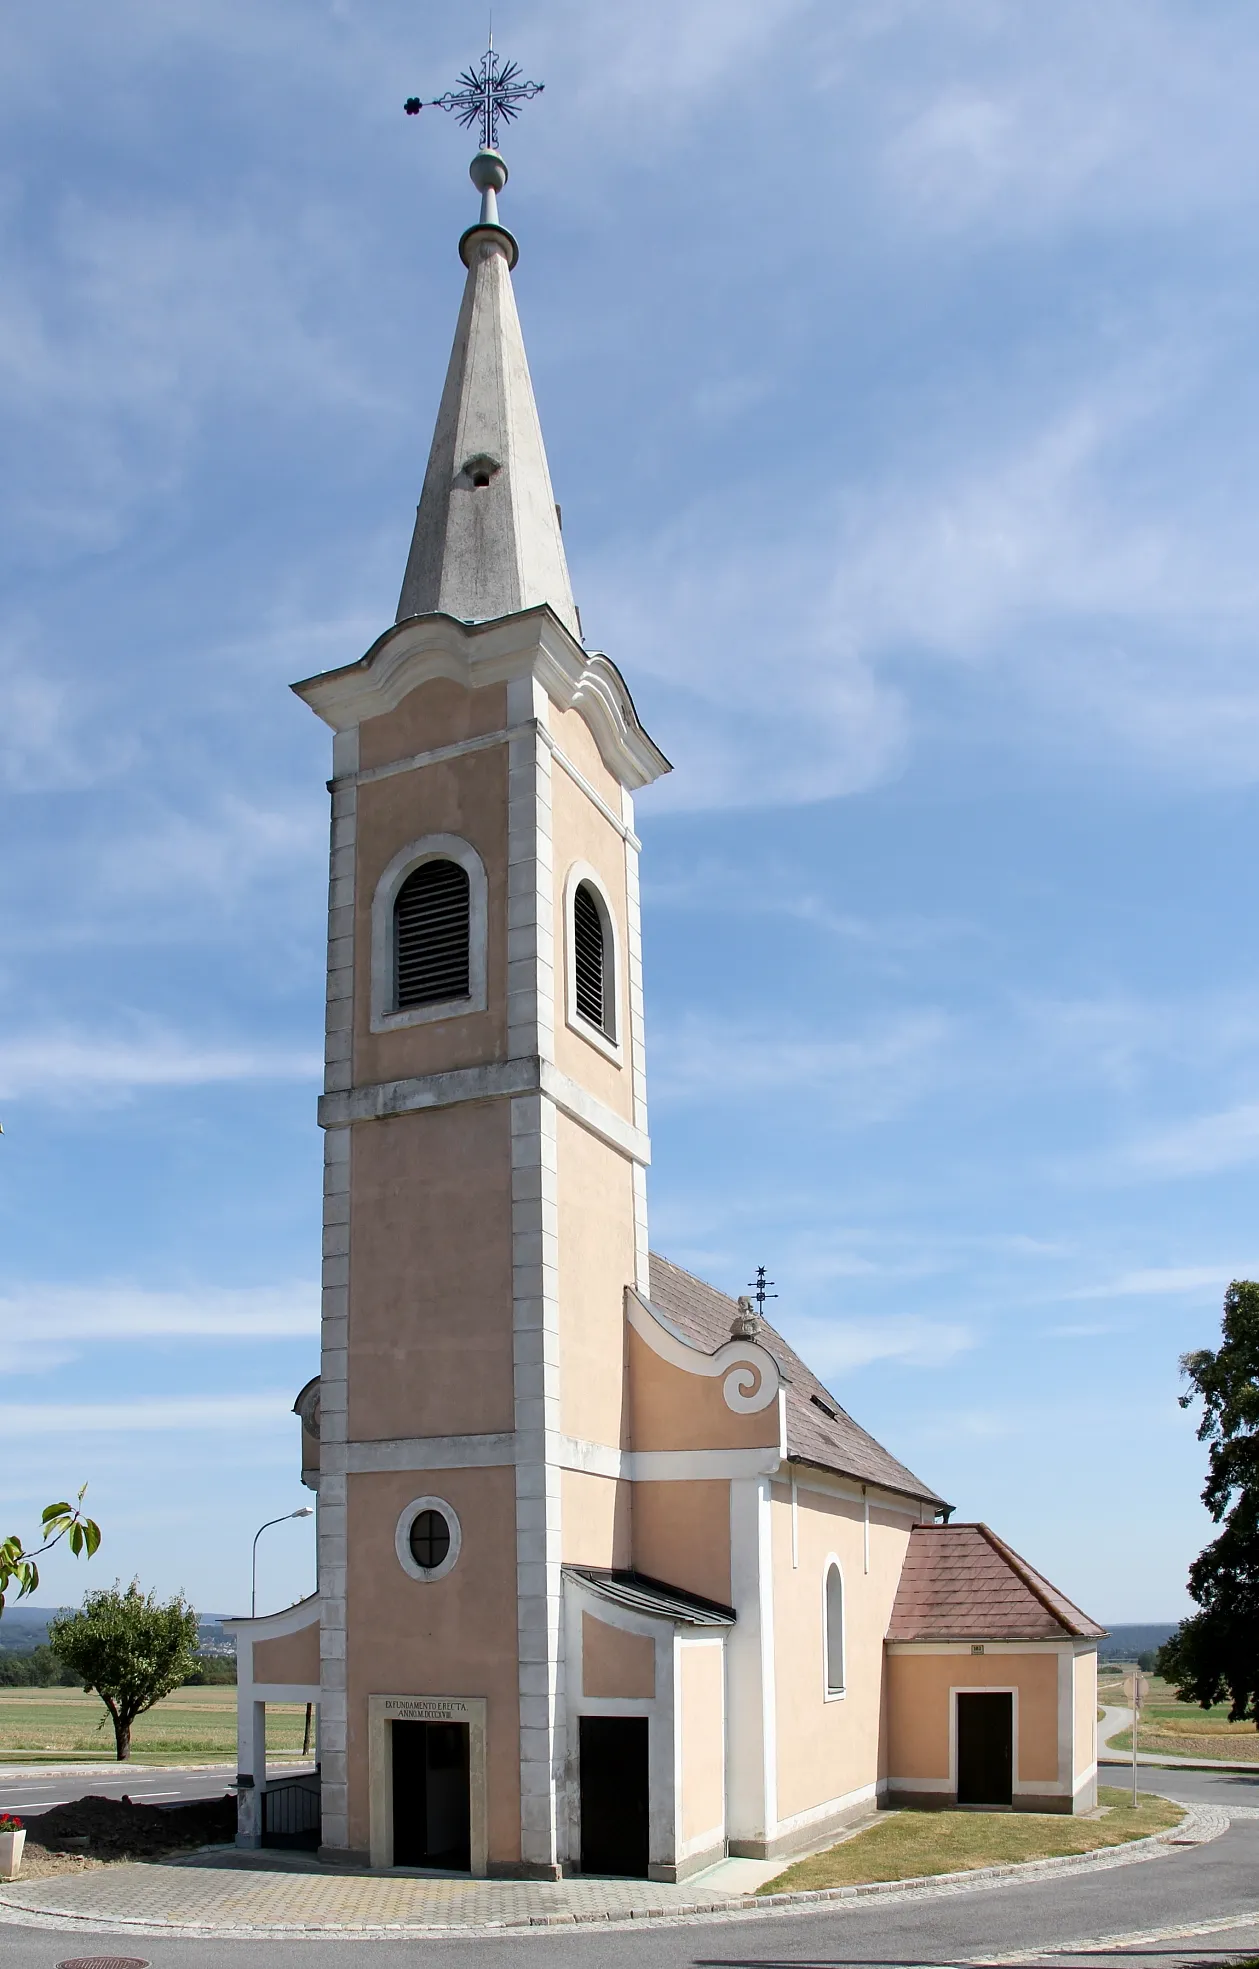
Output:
left=0, top=1805, right=1222, bottom=1938
left=0, top=1852, right=760, bottom=1932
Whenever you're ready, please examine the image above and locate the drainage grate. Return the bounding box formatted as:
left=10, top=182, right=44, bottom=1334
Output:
left=58, top=1958, right=151, bottom=1969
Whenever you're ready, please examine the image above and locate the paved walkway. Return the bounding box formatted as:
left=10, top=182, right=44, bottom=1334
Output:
left=0, top=1803, right=1221, bottom=1937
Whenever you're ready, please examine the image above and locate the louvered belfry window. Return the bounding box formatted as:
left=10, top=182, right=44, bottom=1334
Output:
left=573, top=881, right=610, bottom=1036
left=394, top=858, right=471, bottom=1010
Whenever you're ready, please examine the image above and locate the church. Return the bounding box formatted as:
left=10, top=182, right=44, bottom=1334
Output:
left=226, top=90, right=1103, bottom=1882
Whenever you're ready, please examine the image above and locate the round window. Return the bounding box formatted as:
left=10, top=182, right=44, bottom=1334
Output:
left=408, top=1508, right=451, bottom=1571
left=394, top=1495, right=461, bottom=1581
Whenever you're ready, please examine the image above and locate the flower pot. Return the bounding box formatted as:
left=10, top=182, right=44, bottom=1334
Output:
left=0, top=1828, right=24, bottom=1880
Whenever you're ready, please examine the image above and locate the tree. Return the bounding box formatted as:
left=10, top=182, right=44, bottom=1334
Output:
left=0, top=1488, right=100, bottom=1613
left=49, top=1582, right=199, bottom=1761
left=1156, top=1281, right=1259, bottom=1724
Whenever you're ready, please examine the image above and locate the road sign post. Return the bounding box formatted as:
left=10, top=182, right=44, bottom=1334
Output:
left=1123, top=1671, right=1150, bottom=1806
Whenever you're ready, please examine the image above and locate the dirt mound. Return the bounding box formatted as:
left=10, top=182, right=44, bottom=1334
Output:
left=30, top=1791, right=236, bottom=1861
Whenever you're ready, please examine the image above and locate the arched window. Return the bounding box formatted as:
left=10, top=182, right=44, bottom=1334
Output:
left=824, top=1561, right=845, bottom=1697
left=572, top=879, right=615, bottom=1041
left=394, top=858, right=470, bottom=1010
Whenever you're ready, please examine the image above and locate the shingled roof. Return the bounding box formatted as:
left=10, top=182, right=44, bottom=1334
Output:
left=886, top=1522, right=1106, bottom=1641
left=648, top=1254, right=946, bottom=1509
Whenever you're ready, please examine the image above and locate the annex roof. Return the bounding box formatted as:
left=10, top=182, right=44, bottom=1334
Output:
left=886, top=1522, right=1106, bottom=1642
left=565, top=1567, right=736, bottom=1627
left=648, top=1254, right=946, bottom=1509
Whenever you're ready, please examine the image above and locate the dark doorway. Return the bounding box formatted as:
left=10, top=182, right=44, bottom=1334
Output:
left=956, top=1690, right=1013, bottom=1806
left=579, top=1715, right=650, bottom=1877
left=391, top=1720, right=471, bottom=1869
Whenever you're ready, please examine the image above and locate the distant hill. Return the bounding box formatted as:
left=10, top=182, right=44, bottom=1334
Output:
left=1099, top=1623, right=1178, bottom=1660
left=0, top=1606, right=235, bottom=1655
left=0, top=1606, right=68, bottom=1649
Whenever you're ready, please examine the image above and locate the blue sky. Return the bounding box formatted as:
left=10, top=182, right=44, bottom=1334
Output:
left=3, top=0, right=1257, bottom=1624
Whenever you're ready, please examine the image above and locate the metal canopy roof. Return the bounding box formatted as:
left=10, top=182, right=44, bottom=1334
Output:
left=565, top=1567, right=736, bottom=1627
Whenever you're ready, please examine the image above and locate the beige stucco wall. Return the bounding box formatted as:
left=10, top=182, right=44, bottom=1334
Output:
left=556, top=1113, right=635, bottom=1447
left=679, top=1641, right=725, bottom=1847
left=633, top=1481, right=731, bottom=1608
left=627, top=1326, right=781, bottom=1453
left=771, top=1481, right=911, bottom=1823
left=886, top=1650, right=1061, bottom=1787
left=344, top=1465, right=521, bottom=1864
left=1074, top=1648, right=1097, bottom=1780
left=561, top=1469, right=631, bottom=1568
left=549, top=752, right=633, bottom=1123
left=254, top=1621, right=320, bottom=1688
left=548, top=702, right=623, bottom=813
left=582, top=1613, right=655, bottom=1698
left=354, top=714, right=509, bottom=1088
left=359, top=678, right=510, bottom=773
left=347, top=1102, right=514, bottom=1442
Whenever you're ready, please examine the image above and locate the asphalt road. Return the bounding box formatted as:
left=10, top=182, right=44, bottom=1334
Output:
left=2, top=1765, right=1259, bottom=1969
left=0, top=1764, right=312, bottom=1815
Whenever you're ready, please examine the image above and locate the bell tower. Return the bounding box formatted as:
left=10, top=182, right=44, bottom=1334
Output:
left=292, top=90, right=669, bottom=1874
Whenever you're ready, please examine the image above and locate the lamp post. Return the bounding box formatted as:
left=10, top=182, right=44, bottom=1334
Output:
left=251, top=1507, right=314, bottom=1619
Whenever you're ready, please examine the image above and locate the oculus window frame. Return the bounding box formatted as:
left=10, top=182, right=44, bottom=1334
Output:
left=395, top=1495, right=462, bottom=1583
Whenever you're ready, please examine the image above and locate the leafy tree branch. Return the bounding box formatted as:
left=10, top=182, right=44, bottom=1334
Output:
left=0, top=1487, right=101, bottom=1615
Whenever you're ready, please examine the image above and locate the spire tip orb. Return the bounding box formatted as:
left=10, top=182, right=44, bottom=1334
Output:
left=469, top=148, right=508, bottom=196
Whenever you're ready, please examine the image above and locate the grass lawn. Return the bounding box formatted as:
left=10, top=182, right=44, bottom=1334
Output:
left=758, top=1787, right=1184, bottom=1894
left=0, top=1686, right=309, bottom=1763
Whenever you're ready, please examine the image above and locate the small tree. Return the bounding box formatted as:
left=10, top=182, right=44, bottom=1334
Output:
left=49, top=1582, right=198, bottom=1761
left=1157, top=1282, right=1259, bottom=1724
left=1, top=1488, right=100, bottom=1613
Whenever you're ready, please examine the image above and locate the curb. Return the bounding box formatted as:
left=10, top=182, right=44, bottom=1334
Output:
left=1101, top=1752, right=1259, bottom=1773
left=0, top=1802, right=1221, bottom=1940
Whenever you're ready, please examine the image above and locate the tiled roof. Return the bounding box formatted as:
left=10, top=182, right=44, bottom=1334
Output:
left=565, top=1567, right=736, bottom=1626
left=648, top=1254, right=946, bottom=1508
left=886, top=1522, right=1106, bottom=1641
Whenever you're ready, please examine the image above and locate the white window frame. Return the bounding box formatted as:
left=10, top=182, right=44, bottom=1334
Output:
left=395, top=1496, right=462, bottom=1583
left=822, top=1555, right=846, bottom=1701
left=563, top=860, right=622, bottom=1064
left=371, top=833, right=487, bottom=1033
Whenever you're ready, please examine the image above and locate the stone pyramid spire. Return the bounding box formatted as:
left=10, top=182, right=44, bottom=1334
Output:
left=396, top=149, right=579, bottom=639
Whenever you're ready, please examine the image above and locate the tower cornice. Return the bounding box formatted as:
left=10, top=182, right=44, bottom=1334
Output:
left=291, top=604, right=671, bottom=792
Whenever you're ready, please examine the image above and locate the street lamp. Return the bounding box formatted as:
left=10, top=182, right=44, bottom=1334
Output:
left=251, top=1507, right=314, bottom=1618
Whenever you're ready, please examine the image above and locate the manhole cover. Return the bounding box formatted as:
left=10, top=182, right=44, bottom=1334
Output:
left=58, top=1958, right=150, bottom=1969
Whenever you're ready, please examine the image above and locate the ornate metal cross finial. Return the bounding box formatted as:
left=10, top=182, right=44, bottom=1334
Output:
left=748, top=1266, right=778, bottom=1320
left=405, top=36, right=543, bottom=153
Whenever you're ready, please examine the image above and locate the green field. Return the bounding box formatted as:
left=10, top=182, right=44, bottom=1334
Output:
left=0, top=1685, right=308, bottom=1763
left=1100, top=1671, right=1259, bottom=1759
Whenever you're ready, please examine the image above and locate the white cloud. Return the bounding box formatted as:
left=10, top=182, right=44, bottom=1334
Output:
left=0, top=1028, right=321, bottom=1102
left=877, top=0, right=1259, bottom=239
left=1124, top=1104, right=1259, bottom=1179
left=1068, top=1266, right=1228, bottom=1301
left=0, top=1393, right=297, bottom=1435
left=651, top=1010, right=951, bottom=1119
left=782, top=1312, right=974, bottom=1377
left=0, top=1282, right=317, bottom=1346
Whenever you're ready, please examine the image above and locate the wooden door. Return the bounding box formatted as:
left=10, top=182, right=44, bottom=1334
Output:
left=956, top=1690, right=1013, bottom=1806
left=579, top=1716, right=650, bottom=1876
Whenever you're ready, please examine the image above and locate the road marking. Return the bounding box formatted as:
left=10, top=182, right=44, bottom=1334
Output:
left=972, top=1908, right=1259, bottom=1963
